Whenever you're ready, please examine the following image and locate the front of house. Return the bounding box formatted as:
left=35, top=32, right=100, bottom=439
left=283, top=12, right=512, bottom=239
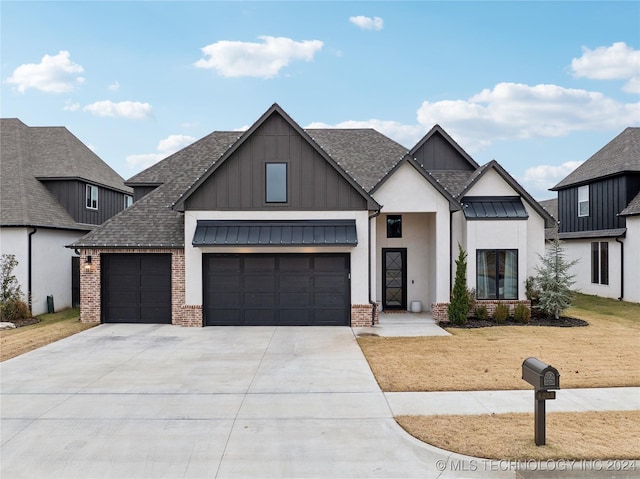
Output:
left=72, top=104, right=553, bottom=326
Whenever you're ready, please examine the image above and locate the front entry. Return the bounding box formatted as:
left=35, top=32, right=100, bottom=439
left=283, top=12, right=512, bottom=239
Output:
left=382, top=248, right=407, bottom=310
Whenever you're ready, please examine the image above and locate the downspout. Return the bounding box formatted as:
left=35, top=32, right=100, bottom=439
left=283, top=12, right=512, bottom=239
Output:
left=368, top=208, right=382, bottom=326
left=28, top=227, right=37, bottom=313
left=615, top=236, right=624, bottom=301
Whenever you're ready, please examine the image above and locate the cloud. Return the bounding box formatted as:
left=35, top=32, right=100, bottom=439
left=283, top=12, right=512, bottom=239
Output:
left=108, top=81, right=120, bottom=91
left=63, top=100, right=80, bottom=112
left=349, top=15, right=384, bottom=31
left=5, top=50, right=85, bottom=93
left=571, top=42, right=640, bottom=93
left=127, top=134, right=196, bottom=169
left=194, top=35, right=323, bottom=78
left=83, top=100, right=152, bottom=119
left=523, top=161, right=584, bottom=192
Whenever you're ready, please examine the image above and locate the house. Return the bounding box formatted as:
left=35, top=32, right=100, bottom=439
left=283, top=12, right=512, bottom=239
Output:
left=0, top=118, right=133, bottom=315
left=548, top=127, right=640, bottom=303
left=71, top=104, right=553, bottom=326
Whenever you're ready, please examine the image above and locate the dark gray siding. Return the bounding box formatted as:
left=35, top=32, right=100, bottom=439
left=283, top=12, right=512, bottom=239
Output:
left=42, top=180, right=128, bottom=225
left=557, top=174, right=640, bottom=233
left=413, top=131, right=475, bottom=171
left=185, top=114, right=367, bottom=211
left=133, top=185, right=158, bottom=202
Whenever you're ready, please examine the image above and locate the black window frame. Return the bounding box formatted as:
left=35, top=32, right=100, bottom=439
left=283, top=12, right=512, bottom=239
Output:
left=86, top=184, right=98, bottom=210
left=386, top=215, right=402, bottom=238
left=591, top=241, right=609, bottom=285
left=476, top=249, right=519, bottom=300
left=265, top=162, right=288, bottom=203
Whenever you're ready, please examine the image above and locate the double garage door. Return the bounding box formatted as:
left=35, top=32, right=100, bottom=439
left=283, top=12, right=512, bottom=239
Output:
left=101, top=253, right=350, bottom=326
left=204, top=253, right=350, bottom=326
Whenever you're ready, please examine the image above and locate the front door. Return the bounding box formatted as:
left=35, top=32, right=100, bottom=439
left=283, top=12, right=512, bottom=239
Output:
left=383, top=248, right=407, bottom=310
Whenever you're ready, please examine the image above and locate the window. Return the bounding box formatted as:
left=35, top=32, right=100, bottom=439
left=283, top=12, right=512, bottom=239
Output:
left=578, top=185, right=589, bottom=217
left=124, top=195, right=133, bottom=208
left=476, top=249, right=518, bottom=299
left=387, top=215, right=402, bottom=238
left=591, top=241, right=609, bottom=285
left=86, top=184, right=98, bottom=210
left=265, top=163, right=287, bottom=203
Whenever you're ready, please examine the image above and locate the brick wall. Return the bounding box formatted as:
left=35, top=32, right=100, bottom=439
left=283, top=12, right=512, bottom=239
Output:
left=79, top=248, right=203, bottom=326
left=351, top=303, right=378, bottom=327
left=431, top=300, right=532, bottom=322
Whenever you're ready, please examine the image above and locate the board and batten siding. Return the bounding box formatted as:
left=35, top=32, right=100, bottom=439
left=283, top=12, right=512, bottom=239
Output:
left=557, top=175, right=640, bottom=233
left=185, top=114, right=367, bottom=211
left=42, top=180, right=129, bottom=225
left=413, top=131, right=475, bottom=171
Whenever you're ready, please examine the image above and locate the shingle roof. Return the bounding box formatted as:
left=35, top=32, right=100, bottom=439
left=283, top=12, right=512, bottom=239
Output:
left=552, top=127, right=640, bottom=190
left=620, top=190, right=640, bottom=216
left=429, top=170, right=476, bottom=198
left=538, top=198, right=558, bottom=221
left=1, top=118, right=130, bottom=230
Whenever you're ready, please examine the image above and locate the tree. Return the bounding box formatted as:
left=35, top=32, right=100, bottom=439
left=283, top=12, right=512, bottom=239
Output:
left=449, top=244, right=470, bottom=324
left=534, top=238, right=578, bottom=320
left=0, top=254, right=25, bottom=322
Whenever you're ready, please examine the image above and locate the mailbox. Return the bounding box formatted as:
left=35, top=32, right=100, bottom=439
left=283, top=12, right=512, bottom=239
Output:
left=522, top=357, right=560, bottom=390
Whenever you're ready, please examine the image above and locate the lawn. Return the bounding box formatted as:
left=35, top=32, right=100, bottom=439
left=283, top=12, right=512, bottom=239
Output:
left=359, top=294, right=640, bottom=461
left=358, top=294, right=640, bottom=391
left=0, top=308, right=96, bottom=361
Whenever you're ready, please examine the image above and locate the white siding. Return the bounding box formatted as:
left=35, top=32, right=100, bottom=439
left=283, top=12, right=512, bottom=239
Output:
left=624, top=217, right=640, bottom=303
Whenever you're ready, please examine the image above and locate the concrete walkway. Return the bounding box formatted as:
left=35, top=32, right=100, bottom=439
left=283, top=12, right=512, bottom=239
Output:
left=356, top=311, right=451, bottom=337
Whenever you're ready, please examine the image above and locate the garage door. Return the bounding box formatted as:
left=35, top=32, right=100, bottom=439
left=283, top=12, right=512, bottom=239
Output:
left=101, top=254, right=171, bottom=323
left=203, top=253, right=350, bottom=326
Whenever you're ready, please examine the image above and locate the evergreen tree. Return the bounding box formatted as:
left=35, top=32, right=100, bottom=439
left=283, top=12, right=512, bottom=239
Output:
left=0, top=254, right=24, bottom=321
left=534, top=238, right=578, bottom=320
left=449, top=244, right=470, bottom=324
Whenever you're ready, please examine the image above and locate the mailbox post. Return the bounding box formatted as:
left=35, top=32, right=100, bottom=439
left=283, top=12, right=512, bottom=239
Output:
left=522, top=357, right=560, bottom=446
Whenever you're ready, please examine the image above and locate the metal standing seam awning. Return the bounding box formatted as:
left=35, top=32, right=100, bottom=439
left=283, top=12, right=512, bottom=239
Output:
left=461, top=196, right=529, bottom=219
left=192, top=220, right=358, bottom=246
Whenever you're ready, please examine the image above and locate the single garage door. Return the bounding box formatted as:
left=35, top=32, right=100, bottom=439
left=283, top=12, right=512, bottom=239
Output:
left=102, top=254, right=171, bottom=323
left=204, top=253, right=350, bottom=326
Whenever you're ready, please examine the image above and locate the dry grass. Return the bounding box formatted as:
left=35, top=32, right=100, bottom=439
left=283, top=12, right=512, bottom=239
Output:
left=396, top=411, right=640, bottom=460
left=358, top=295, right=640, bottom=391
left=0, top=308, right=96, bottom=361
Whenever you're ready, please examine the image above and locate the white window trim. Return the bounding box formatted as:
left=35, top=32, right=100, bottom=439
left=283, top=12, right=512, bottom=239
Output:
left=86, top=184, right=98, bottom=210
left=578, top=185, right=589, bottom=217
left=124, top=194, right=133, bottom=208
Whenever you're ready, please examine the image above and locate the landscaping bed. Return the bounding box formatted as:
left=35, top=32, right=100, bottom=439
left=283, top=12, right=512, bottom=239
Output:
left=444, top=316, right=588, bottom=329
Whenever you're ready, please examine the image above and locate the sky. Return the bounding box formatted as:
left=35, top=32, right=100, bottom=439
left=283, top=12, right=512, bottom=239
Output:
left=2, top=1, right=639, bottom=200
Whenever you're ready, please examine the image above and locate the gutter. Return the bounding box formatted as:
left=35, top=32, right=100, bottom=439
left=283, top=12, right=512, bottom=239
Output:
left=28, top=227, right=37, bottom=313
left=368, top=208, right=382, bottom=326
left=615, top=235, right=624, bottom=300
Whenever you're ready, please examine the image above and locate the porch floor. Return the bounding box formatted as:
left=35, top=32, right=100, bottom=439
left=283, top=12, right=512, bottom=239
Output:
left=354, top=311, right=450, bottom=337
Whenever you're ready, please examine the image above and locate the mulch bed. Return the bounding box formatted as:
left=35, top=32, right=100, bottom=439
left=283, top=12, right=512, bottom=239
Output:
left=444, top=316, right=588, bottom=329
left=5, top=317, right=41, bottom=328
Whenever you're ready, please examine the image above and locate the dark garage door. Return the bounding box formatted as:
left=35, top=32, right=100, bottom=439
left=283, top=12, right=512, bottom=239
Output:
left=204, top=253, right=350, bottom=326
left=102, top=254, right=171, bottom=323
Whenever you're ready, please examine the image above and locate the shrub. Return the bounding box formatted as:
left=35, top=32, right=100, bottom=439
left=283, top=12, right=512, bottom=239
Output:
left=475, top=304, right=489, bottom=321
left=0, top=254, right=27, bottom=322
left=514, top=303, right=531, bottom=324
left=448, top=244, right=470, bottom=324
left=493, top=303, right=509, bottom=323
left=525, top=276, right=541, bottom=306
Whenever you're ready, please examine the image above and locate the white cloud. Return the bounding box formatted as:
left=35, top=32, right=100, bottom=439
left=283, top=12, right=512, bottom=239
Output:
left=523, top=161, right=584, bottom=192
left=127, top=134, right=196, bottom=169
left=349, top=15, right=384, bottom=31
left=63, top=100, right=80, bottom=112
left=194, top=35, right=323, bottom=78
left=108, top=81, right=120, bottom=91
left=83, top=100, right=152, bottom=119
left=571, top=42, right=640, bottom=93
left=5, top=50, right=85, bottom=93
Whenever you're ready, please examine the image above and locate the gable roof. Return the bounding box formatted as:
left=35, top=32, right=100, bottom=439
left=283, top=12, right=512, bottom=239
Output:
left=552, top=127, right=640, bottom=190
left=172, top=104, right=380, bottom=211
left=410, top=124, right=480, bottom=169
left=1, top=118, right=130, bottom=230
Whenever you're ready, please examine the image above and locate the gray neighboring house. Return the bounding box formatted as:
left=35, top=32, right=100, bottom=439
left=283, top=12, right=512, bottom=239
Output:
left=0, top=118, right=133, bottom=315
left=547, top=127, right=640, bottom=303
left=71, top=104, right=553, bottom=327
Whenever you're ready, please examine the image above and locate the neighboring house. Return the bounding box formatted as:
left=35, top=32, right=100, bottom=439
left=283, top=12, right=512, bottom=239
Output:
left=0, top=118, right=133, bottom=315
left=71, top=104, right=553, bottom=327
left=548, top=127, right=640, bottom=303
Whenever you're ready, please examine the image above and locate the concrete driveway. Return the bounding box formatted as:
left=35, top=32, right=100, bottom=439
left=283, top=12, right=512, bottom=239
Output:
left=1, top=324, right=506, bottom=478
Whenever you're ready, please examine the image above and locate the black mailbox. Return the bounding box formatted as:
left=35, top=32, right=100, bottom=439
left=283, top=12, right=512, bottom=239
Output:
left=522, top=357, right=560, bottom=390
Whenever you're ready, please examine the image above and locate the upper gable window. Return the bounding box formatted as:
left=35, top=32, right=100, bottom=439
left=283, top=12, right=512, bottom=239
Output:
left=86, top=184, right=98, bottom=210
left=124, top=195, right=133, bottom=208
left=387, top=215, right=402, bottom=238
left=578, top=185, right=589, bottom=217
left=266, top=163, right=287, bottom=203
